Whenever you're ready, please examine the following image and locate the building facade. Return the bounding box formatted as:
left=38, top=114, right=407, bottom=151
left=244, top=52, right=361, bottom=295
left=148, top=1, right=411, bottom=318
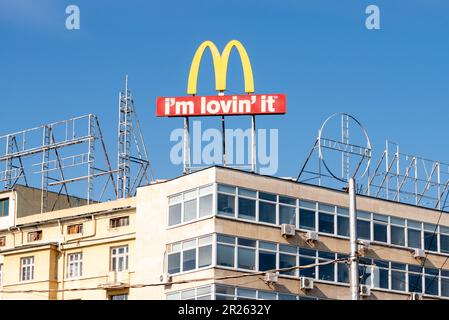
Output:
left=0, top=166, right=449, bottom=300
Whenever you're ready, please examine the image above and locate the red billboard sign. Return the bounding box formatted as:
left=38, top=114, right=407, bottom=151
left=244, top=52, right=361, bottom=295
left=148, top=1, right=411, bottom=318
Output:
left=156, top=94, right=286, bottom=117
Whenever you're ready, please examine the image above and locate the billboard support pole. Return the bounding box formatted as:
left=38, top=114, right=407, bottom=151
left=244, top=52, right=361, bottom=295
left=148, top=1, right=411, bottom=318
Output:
left=183, top=116, right=190, bottom=175
left=251, top=115, right=256, bottom=172
left=349, top=177, right=359, bottom=300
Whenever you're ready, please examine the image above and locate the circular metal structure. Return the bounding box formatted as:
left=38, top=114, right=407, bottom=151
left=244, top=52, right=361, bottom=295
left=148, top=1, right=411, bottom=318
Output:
left=317, top=113, right=372, bottom=183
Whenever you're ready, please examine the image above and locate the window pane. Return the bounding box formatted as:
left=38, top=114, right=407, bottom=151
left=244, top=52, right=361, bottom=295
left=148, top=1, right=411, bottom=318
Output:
left=259, top=201, right=276, bottom=224
left=218, top=185, right=235, bottom=194
left=280, top=254, right=296, bottom=276
left=408, top=273, right=422, bottom=293
left=199, top=195, right=213, bottom=217
left=279, top=205, right=296, bottom=225
left=259, top=291, right=277, bottom=300
left=299, top=209, right=315, bottom=231
left=408, top=229, right=421, bottom=249
left=259, top=192, right=276, bottom=202
left=238, top=188, right=256, bottom=198
left=373, top=267, right=389, bottom=289
left=441, top=234, right=449, bottom=253
left=442, top=278, right=449, bottom=297
left=424, top=231, right=437, bottom=252
left=217, top=194, right=235, bottom=217
left=259, top=251, right=276, bottom=271
left=198, top=245, right=212, bottom=268
left=425, top=275, right=439, bottom=296
left=169, top=204, right=182, bottom=226
left=299, top=257, right=315, bottom=278
left=373, top=223, right=387, bottom=243
left=391, top=270, right=406, bottom=291
left=337, top=263, right=349, bottom=283
left=279, top=196, right=296, bottom=205
left=238, top=198, right=256, bottom=220
left=217, top=244, right=234, bottom=267
left=184, top=199, right=197, bottom=222
left=357, top=219, right=371, bottom=240
left=337, top=216, right=349, bottom=237
left=319, top=212, right=334, bottom=234
left=319, top=263, right=334, bottom=281
left=237, top=247, right=256, bottom=270
left=168, top=253, right=180, bottom=274
left=238, top=238, right=256, bottom=247
left=391, top=226, right=405, bottom=246
left=183, top=249, right=196, bottom=272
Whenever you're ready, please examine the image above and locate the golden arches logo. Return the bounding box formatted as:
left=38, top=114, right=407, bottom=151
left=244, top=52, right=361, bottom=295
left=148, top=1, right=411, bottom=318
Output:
left=187, top=40, right=254, bottom=95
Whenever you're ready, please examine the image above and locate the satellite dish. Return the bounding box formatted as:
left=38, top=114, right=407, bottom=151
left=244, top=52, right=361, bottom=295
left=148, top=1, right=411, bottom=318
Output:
left=317, top=113, right=372, bottom=183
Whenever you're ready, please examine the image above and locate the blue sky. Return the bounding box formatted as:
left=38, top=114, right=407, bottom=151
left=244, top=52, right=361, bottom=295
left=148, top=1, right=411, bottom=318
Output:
left=1, top=0, right=449, bottom=185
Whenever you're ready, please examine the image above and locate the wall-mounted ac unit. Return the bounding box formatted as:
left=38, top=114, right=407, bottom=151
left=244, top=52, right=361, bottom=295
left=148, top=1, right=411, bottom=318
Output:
left=281, top=224, right=296, bottom=237
left=299, top=276, right=314, bottom=290
left=306, top=231, right=319, bottom=243
left=160, top=273, right=172, bottom=283
left=264, top=272, right=278, bottom=284
left=360, top=284, right=371, bottom=297
left=413, top=249, right=426, bottom=260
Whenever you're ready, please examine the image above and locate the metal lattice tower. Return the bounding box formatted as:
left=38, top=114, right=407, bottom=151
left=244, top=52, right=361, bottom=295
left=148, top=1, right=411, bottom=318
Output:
left=117, top=75, right=153, bottom=199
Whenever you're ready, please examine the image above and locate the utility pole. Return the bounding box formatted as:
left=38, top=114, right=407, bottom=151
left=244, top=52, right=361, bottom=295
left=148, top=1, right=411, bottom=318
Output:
left=349, top=177, right=359, bottom=300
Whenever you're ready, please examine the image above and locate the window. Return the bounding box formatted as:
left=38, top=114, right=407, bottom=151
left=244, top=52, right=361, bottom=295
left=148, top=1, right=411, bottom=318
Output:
left=198, top=236, right=212, bottom=268
left=183, top=190, right=197, bottom=222
left=110, top=216, right=129, bottom=228
left=0, top=236, right=5, bottom=247
left=168, top=251, right=181, bottom=274
left=299, top=248, right=316, bottom=279
left=110, top=294, right=128, bottom=300
left=67, top=224, right=83, bottom=235
left=391, top=262, right=406, bottom=292
left=259, top=241, right=276, bottom=271
left=299, top=201, right=316, bottom=231
left=259, top=201, right=276, bottom=224
left=390, top=217, right=405, bottom=246
left=373, top=214, right=388, bottom=243
left=237, top=188, right=256, bottom=221
left=440, top=226, right=449, bottom=254
left=359, top=258, right=373, bottom=286
left=318, top=204, right=335, bottom=234
left=337, top=254, right=349, bottom=283
left=337, top=207, right=349, bottom=237
left=318, top=251, right=335, bottom=281
left=217, top=235, right=236, bottom=268
left=237, top=238, right=256, bottom=270
left=441, top=271, right=449, bottom=297
left=0, top=198, right=9, bottom=217
left=27, top=231, right=42, bottom=242
left=424, top=268, right=439, bottom=296
left=168, top=202, right=182, bottom=226
left=424, top=224, right=438, bottom=252
left=407, top=220, right=422, bottom=249
left=199, top=186, right=213, bottom=218
left=21, top=257, right=34, bottom=281
left=0, top=263, right=3, bottom=286
left=111, top=246, right=128, bottom=272
left=408, top=265, right=423, bottom=293
left=373, top=260, right=389, bottom=289
left=183, top=247, right=196, bottom=272
left=357, top=211, right=371, bottom=240
left=67, top=253, right=83, bottom=278
left=217, top=186, right=235, bottom=217
left=279, top=244, right=297, bottom=276
left=279, top=196, right=296, bottom=225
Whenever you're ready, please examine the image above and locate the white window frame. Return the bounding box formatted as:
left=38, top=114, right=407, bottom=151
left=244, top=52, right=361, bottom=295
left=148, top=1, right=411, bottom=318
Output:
left=20, top=256, right=34, bottom=282
left=67, top=252, right=83, bottom=278
left=111, top=246, right=129, bottom=272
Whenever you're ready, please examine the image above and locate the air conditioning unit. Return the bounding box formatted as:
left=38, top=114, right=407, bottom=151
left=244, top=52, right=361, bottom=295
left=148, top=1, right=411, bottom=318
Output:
left=410, top=292, right=423, bottom=300
left=359, top=284, right=371, bottom=297
left=280, top=224, right=296, bottom=237
left=413, top=249, right=426, bottom=260
left=357, top=240, right=370, bottom=256
left=264, top=272, right=278, bottom=284
left=299, top=276, right=314, bottom=290
left=160, top=273, right=172, bottom=283
left=306, top=231, right=319, bottom=243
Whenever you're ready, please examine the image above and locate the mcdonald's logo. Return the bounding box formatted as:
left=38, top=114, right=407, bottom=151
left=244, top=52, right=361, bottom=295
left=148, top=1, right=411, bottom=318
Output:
left=156, top=40, right=286, bottom=117
left=187, top=40, right=254, bottom=95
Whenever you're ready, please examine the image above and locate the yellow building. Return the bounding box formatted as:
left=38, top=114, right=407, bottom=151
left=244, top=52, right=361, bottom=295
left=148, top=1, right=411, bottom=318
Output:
left=1, top=166, right=449, bottom=300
